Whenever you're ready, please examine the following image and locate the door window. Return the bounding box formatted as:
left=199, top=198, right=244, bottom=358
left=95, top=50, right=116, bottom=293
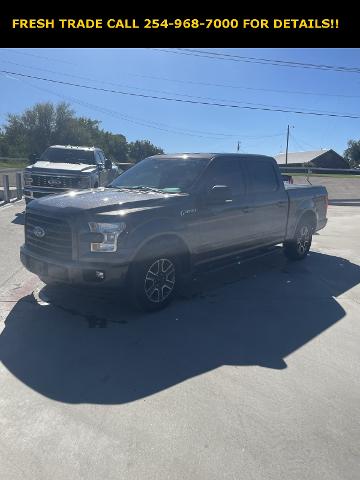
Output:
left=201, top=158, right=246, bottom=196
left=245, top=159, right=279, bottom=193
left=95, top=151, right=104, bottom=166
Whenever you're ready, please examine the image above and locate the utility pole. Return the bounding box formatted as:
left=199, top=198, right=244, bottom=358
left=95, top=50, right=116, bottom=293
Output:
left=285, top=125, right=290, bottom=165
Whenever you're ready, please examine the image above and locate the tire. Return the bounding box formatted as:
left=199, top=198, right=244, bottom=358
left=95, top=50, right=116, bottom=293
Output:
left=283, top=220, right=313, bottom=261
left=130, top=249, right=179, bottom=312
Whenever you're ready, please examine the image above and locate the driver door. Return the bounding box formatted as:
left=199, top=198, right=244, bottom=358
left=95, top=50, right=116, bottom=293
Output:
left=195, top=157, right=251, bottom=261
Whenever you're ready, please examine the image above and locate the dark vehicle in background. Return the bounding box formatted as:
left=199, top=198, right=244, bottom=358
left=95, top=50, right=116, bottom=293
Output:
left=282, top=174, right=294, bottom=185
left=24, top=145, right=121, bottom=204
left=21, top=153, right=328, bottom=311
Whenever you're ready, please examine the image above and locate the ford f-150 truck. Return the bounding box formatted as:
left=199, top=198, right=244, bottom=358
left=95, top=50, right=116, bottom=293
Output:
left=20, top=153, right=328, bottom=311
left=23, top=145, right=120, bottom=204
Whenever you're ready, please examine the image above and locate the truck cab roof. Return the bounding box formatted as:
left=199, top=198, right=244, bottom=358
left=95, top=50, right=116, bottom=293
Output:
left=48, top=145, right=101, bottom=152
left=152, top=153, right=275, bottom=161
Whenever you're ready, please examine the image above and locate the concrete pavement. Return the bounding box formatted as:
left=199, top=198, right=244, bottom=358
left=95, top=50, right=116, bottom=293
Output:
left=292, top=175, right=360, bottom=203
left=0, top=201, right=359, bottom=480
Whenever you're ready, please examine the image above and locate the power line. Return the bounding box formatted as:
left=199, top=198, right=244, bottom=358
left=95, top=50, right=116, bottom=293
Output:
left=0, top=48, right=75, bottom=65
left=8, top=76, right=284, bottom=141
left=1, top=77, right=228, bottom=139
left=129, top=72, right=360, bottom=100
left=289, top=132, right=305, bottom=151
left=1, top=69, right=359, bottom=119
left=3, top=55, right=359, bottom=101
left=2, top=58, right=356, bottom=116
left=157, top=48, right=360, bottom=74
left=25, top=83, right=238, bottom=140
left=289, top=132, right=319, bottom=151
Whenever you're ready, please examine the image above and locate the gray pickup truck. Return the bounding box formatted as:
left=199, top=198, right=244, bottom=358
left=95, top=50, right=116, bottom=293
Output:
left=20, top=153, right=328, bottom=311
left=23, top=145, right=120, bottom=204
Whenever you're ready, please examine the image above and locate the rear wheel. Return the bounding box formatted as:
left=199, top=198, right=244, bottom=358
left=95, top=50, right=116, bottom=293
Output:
left=283, top=221, right=313, bottom=260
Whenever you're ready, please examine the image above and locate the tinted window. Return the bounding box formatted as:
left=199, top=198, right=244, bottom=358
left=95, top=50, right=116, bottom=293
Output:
left=246, top=159, right=279, bottom=193
left=98, top=151, right=106, bottom=162
left=201, top=158, right=245, bottom=196
left=95, top=151, right=104, bottom=164
left=40, top=148, right=96, bottom=165
left=110, top=156, right=210, bottom=193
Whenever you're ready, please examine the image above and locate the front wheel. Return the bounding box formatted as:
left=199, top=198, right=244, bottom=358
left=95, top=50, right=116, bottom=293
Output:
left=130, top=254, right=178, bottom=312
left=283, top=221, right=313, bottom=260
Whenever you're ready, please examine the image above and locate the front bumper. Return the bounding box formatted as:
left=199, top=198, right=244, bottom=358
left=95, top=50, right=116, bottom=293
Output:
left=24, top=187, right=70, bottom=202
left=20, top=245, right=130, bottom=287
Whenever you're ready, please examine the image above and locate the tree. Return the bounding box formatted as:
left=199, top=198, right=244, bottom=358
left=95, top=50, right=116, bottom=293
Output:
left=0, top=129, right=9, bottom=156
left=0, top=102, right=164, bottom=163
left=3, top=102, right=74, bottom=157
left=128, top=140, right=164, bottom=163
left=344, top=140, right=360, bottom=168
left=96, top=131, right=128, bottom=162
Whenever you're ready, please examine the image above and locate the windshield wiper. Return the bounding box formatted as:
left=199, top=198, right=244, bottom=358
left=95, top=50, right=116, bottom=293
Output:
left=51, top=159, right=82, bottom=164
left=110, top=185, right=165, bottom=193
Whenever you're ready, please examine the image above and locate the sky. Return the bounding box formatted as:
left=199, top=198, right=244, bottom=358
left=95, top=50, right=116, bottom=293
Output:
left=0, top=48, right=359, bottom=157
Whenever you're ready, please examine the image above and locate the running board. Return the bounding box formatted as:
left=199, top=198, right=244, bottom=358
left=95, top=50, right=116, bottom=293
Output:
left=195, top=246, right=282, bottom=275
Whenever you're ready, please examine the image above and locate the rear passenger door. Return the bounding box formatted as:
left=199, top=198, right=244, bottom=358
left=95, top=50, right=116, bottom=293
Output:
left=195, top=157, right=253, bottom=260
left=243, top=158, right=288, bottom=245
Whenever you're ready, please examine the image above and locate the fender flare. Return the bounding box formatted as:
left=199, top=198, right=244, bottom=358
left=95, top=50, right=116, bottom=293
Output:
left=127, top=218, right=193, bottom=273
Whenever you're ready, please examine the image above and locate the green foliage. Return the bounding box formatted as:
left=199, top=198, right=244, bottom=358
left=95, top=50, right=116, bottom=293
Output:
left=0, top=102, right=163, bottom=163
left=128, top=140, right=164, bottom=163
left=344, top=140, right=360, bottom=168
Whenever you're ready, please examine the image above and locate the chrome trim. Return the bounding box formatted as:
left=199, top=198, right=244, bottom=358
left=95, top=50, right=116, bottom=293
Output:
left=26, top=173, right=92, bottom=190
left=26, top=172, right=94, bottom=178
left=25, top=185, right=69, bottom=190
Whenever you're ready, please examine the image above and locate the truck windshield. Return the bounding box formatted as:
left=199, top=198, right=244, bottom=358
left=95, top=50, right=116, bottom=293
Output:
left=40, top=148, right=96, bottom=165
left=110, top=156, right=210, bottom=193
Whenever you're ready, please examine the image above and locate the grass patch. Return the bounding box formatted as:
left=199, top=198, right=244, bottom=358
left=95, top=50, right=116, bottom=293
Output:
left=283, top=172, right=360, bottom=179
left=0, top=161, right=27, bottom=169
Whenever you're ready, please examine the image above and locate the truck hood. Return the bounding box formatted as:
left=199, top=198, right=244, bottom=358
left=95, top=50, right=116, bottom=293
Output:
left=29, top=187, right=187, bottom=215
left=26, top=161, right=96, bottom=174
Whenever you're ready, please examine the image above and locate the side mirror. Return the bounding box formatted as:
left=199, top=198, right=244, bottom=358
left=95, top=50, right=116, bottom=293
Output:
left=28, top=153, right=39, bottom=165
left=104, top=159, right=112, bottom=170
left=207, top=185, right=232, bottom=204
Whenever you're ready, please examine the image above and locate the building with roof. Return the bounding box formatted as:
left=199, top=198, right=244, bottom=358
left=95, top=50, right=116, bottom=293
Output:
left=274, top=149, right=349, bottom=169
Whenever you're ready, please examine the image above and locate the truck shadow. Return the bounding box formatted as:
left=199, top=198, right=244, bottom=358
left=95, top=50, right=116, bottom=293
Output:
left=1, top=250, right=359, bottom=404
left=11, top=211, right=25, bottom=225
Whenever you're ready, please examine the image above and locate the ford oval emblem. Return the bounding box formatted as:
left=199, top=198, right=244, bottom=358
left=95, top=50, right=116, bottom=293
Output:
left=48, top=178, right=62, bottom=186
left=33, top=226, right=45, bottom=238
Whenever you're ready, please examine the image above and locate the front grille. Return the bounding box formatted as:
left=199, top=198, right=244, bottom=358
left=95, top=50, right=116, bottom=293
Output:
left=33, top=192, right=50, bottom=199
left=31, top=175, right=80, bottom=189
left=25, top=212, right=73, bottom=261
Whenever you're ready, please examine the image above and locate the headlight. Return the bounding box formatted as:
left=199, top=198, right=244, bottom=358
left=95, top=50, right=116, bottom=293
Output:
left=78, top=176, right=92, bottom=188
left=88, top=222, right=126, bottom=252
left=24, top=173, right=33, bottom=186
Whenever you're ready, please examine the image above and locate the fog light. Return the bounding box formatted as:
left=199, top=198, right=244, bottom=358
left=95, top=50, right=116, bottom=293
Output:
left=83, top=270, right=106, bottom=282
left=95, top=270, right=105, bottom=280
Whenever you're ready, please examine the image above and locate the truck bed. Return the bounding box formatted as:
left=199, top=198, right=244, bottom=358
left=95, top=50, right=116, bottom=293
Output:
left=285, top=183, right=328, bottom=240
